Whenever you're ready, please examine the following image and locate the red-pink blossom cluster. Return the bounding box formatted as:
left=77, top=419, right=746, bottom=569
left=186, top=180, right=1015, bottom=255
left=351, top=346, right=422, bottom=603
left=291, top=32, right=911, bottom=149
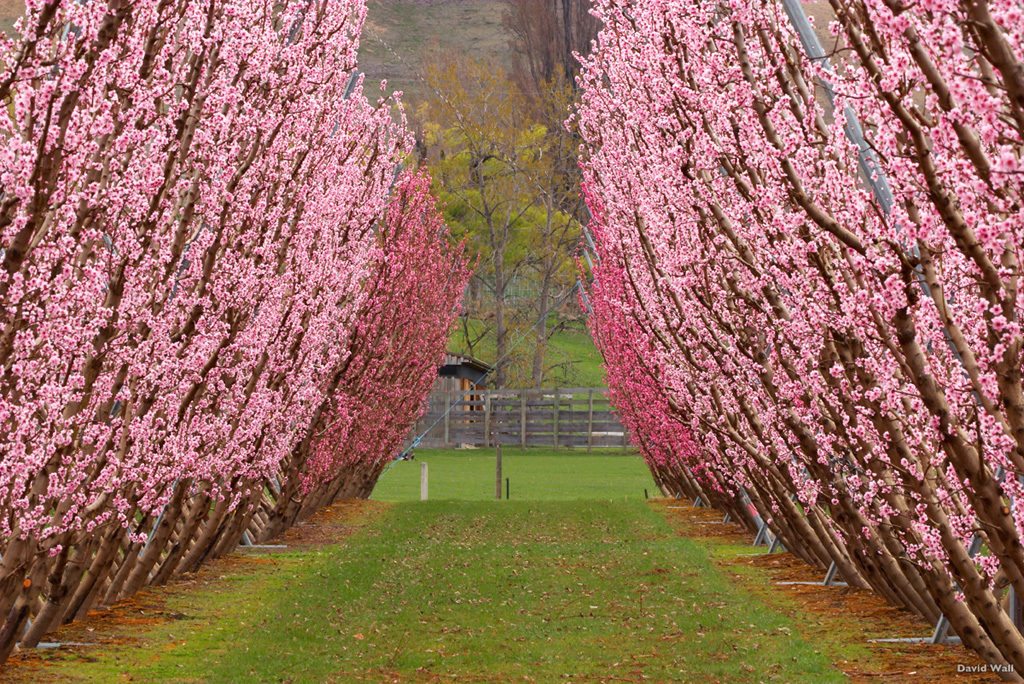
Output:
left=0, top=0, right=465, bottom=658
left=304, top=170, right=470, bottom=497
left=577, top=0, right=1024, bottom=669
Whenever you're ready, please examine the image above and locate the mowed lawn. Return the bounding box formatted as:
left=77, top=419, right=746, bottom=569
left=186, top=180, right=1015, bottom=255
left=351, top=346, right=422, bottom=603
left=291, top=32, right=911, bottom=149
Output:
left=372, top=447, right=656, bottom=501
left=11, top=453, right=845, bottom=683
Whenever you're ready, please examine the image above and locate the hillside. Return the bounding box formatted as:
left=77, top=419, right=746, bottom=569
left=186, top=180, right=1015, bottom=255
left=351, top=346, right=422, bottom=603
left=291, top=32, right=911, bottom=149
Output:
left=361, top=0, right=509, bottom=108
left=0, top=0, right=18, bottom=35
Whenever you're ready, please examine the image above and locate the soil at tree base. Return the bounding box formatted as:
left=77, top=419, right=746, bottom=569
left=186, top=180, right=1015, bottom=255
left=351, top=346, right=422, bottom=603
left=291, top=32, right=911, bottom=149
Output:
left=654, top=500, right=998, bottom=682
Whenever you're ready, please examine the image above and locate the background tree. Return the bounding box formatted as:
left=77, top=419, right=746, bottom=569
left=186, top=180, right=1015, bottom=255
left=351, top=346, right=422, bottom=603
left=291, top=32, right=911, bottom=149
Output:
left=502, top=0, right=597, bottom=387
left=522, top=76, right=583, bottom=388
left=503, top=0, right=599, bottom=98
left=420, top=54, right=581, bottom=388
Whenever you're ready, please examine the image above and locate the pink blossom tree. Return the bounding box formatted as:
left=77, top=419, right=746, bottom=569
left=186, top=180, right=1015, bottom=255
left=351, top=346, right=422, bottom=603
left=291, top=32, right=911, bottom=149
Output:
left=0, top=0, right=467, bottom=658
left=295, top=169, right=470, bottom=514
left=577, top=0, right=1024, bottom=670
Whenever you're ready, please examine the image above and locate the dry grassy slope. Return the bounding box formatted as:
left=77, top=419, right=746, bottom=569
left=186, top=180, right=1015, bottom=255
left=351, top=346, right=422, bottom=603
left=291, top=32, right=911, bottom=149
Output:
left=360, top=0, right=844, bottom=115
left=361, top=0, right=509, bottom=110
left=0, top=0, right=21, bottom=36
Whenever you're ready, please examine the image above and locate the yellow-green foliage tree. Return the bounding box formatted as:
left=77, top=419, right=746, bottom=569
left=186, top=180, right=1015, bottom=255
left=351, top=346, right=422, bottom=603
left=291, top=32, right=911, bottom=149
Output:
left=420, top=54, right=580, bottom=388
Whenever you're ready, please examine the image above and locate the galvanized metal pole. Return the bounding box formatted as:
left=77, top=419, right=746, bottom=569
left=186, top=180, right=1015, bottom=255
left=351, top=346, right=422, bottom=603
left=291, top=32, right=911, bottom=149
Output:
left=779, top=0, right=893, bottom=213
left=443, top=387, right=451, bottom=447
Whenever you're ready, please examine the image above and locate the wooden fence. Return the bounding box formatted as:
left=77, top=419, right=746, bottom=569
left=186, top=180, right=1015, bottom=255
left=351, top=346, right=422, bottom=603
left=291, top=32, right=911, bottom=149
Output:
left=409, top=387, right=629, bottom=449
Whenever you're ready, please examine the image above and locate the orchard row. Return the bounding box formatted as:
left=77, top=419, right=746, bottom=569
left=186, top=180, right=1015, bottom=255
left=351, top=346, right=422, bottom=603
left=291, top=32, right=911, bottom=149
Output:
left=0, top=0, right=467, bottom=661
left=578, top=0, right=1024, bottom=675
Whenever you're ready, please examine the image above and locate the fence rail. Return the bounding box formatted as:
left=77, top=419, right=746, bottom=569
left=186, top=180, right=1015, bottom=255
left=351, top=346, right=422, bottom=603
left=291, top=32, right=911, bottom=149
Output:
left=410, top=387, right=628, bottom=449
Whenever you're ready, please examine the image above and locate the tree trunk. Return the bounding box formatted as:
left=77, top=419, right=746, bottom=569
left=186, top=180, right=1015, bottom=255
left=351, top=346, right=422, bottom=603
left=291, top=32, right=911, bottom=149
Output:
left=494, top=254, right=508, bottom=388
left=63, top=527, right=125, bottom=623
left=532, top=263, right=553, bottom=388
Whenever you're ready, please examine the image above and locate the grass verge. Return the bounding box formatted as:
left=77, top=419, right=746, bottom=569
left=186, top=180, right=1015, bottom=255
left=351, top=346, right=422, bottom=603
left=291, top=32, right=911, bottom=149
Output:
left=5, top=499, right=842, bottom=683
left=371, top=447, right=654, bottom=502
left=7, top=455, right=989, bottom=683
left=448, top=317, right=606, bottom=389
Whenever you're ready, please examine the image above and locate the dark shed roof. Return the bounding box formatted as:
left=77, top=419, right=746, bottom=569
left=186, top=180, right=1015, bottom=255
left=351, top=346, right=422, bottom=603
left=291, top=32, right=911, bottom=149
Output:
left=438, top=353, right=492, bottom=385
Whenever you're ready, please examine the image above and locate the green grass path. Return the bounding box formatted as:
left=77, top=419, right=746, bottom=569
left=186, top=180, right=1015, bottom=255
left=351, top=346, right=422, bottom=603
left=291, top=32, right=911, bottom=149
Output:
left=27, top=499, right=844, bottom=683
left=372, top=448, right=655, bottom=502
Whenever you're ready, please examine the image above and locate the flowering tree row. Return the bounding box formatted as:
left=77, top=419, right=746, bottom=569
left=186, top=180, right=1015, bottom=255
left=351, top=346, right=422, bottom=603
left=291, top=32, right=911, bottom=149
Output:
left=0, top=0, right=466, bottom=660
left=577, top=0, right=1024, bottom=672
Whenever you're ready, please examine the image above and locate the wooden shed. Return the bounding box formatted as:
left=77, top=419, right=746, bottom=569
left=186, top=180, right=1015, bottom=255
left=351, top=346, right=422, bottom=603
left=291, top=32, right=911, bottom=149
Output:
left=436, top=353, right=491, bottom=393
